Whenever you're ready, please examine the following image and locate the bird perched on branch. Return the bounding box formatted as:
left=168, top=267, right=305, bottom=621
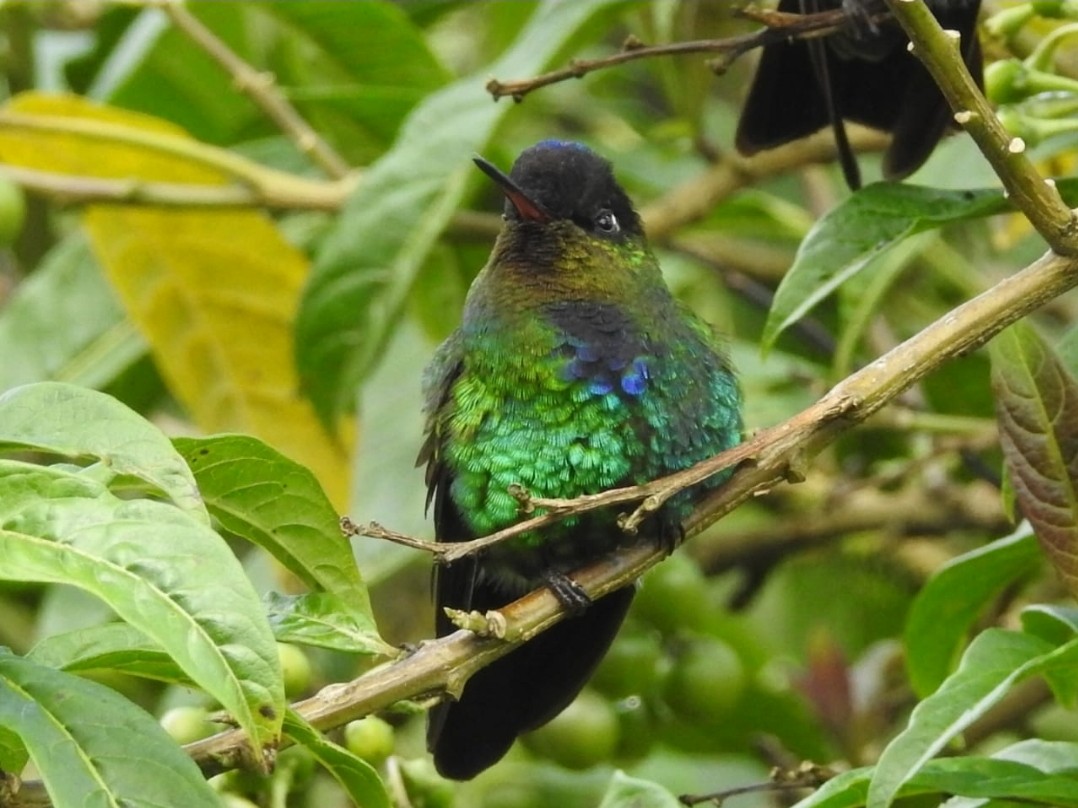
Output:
left=735, top=0, right=983, bottom=188
left=419, top=140, right=742, bottom=779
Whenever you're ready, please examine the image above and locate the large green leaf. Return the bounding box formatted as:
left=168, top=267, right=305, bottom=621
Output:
left=991, top=322, right=1078, bottom=598
left=296, top=0, right=627, bottom=426
left=283, top=710, right=391, bottom=808
left=0, top=460, right=283, bottom=756
left=172, top=434, right=389, bottom=657
left=0, top=234, right=145, bottom=394
left=0, top=382, right=204, bottom=520
left=28, top=623, right=188, bottom=685
left=867, top=628, right=1078, bottom=808
left=795, top=755, right=1078, bottom=808
left=904, top=526, right=1042, bottom=697
left=761, top=184, right=1008, bottom=351
left=763, top=177, right=1078, bottom=351
left=263, top=0, right=448, bottom=158
left=0, top=650, right=219, bottom=807
left=265, top=592, right=394, bottom=655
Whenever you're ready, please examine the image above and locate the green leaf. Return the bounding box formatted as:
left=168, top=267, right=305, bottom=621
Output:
left=984, top=738, right=1078, bottom=776
left=0, top=723, right=27, bottom=778
left=107, top=4, right=264, bottom=145
left=762, top=184, right=1008, bottom=351
left=796, top=756, right=1078, bottom=808
left=0, top=382, right=205, bottom=520
left=0, top=233, right=146, bottom=393
left=598, top=770, right=683, bottom=808
left=0, top=650, right=219, bottom=807
left=172, top=434, right=389, bottom=656
left=28, top=623, right=189, bottom=685
left=991, top=321, right=1078, bottom=598
left=262, top=1, right=446, bottom=90
left=296, top=0, right=627, bottom=426
left=904, top=526, right=1042, bottom=697
left=1021, top=604, right=1078, bottom=705
left=283, top=710, right=391, bottom=808
left=834, top=232, right=934, bottom=378
left=266, top=592, right=397, bottom=656
left=261, top=0, right=451, bottom=162
left=867, top=628, right=1078, bottom=808
left=0, top=460, right=283, bottom=756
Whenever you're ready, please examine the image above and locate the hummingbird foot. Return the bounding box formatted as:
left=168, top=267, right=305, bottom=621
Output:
left=658, top=515, right=686, bottom=556
left=543, top=570, right=592, bottom=615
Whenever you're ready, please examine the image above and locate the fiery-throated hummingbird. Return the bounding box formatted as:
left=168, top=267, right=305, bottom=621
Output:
left=419, top=141, right=742, bottom=779
left=735, top=0, right=982, bottom=188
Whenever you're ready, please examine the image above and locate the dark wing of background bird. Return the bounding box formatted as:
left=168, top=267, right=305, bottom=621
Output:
left=735, top=0, right=982, bottom=187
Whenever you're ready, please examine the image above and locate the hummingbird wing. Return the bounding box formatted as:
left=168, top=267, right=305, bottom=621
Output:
left=734, top=0, right=834, bottom=156
left=416, top=335, right=480, bottom=636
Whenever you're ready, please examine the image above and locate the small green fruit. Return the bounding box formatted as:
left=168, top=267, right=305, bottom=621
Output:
left=663, top=637, right=746, bottom=725
left=634, top=554, right=710, bottom=634
left=277, top=642, right=313, bottom=697
left=343, top=716, right=395, bottom=766
left=592, top=630, right=664, bottom=698
left=523, top=688, right=619, bottom=770
left=159, top=705, right=216, bottom=744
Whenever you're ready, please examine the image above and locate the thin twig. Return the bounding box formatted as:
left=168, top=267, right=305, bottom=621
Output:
left=680, top=762, right=836, bottom=806
left=158, top=0, right=351, bottom=180
left=486, top=6, right=891, bottom=100
left=884, top=0, right=1077, bottom=253
left=345, top=438, right=756, bottom=565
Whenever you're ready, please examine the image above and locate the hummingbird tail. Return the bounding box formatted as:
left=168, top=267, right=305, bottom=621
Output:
left=427, top=584, right=635, bottom=780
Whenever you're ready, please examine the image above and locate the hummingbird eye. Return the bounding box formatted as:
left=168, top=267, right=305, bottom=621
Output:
left=593, top=209, right=620, bottom=234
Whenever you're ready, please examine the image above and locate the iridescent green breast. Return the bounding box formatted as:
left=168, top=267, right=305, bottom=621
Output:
left=424, top=300, right=741, bottom=585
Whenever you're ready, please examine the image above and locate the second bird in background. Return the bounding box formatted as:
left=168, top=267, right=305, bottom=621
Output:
left=735, top=0, right=983, bottom=188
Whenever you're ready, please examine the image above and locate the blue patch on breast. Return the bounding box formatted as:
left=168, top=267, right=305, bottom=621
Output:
left=620, top=358, right=649, bottom=397
left=559, top=342, right=650, bottom=399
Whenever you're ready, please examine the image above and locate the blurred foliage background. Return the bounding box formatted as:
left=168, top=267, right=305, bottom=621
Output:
left=1, top=1, right=1077, bottom=807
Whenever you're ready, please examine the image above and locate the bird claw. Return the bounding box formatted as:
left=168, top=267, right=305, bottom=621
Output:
left=544, top=570, right=592, bottom=615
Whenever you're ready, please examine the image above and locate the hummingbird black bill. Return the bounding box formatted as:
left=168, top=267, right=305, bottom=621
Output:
left=473, top=155, right=551, bottom=223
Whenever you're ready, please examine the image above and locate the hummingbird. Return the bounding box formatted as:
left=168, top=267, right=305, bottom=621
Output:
left=419, top=140, right=742, bottom=779
left=735, top=0, right=982, bottom=188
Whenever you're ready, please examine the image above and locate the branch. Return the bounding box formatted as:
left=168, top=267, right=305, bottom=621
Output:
left=884, top=0, right=1077, bottom=253
left=0, top=111, right=355, bottom=206
left=486, top=5, right=890, bottom=100
left=156, top=0, right=351, bottom=180
left=356, top=251, right=1077, bottom=568
left=0, top=163, right=350, bottom=212
left=640, top=129, right=889, bottom=241
left=680, top=761, right=836, bottom=806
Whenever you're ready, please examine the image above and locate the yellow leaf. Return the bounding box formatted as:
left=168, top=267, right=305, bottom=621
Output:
left=0, top=93, right=350, bottom=507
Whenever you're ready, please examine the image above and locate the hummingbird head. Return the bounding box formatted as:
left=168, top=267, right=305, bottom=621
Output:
left=473, top=140, right=644, bottom=243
